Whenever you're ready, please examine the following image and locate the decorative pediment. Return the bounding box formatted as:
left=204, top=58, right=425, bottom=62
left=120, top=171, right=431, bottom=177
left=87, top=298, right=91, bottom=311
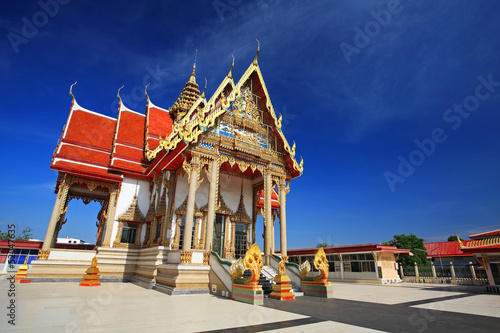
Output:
left=144, top=51, right=303, bottom=178
left=118, top=194, right=144, bottom=222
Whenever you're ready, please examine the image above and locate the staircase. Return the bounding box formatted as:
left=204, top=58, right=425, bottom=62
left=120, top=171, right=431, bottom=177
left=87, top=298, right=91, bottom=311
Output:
left=242, top=269, right=273, bottom=298
left=241, top=266, right=304, bottom=298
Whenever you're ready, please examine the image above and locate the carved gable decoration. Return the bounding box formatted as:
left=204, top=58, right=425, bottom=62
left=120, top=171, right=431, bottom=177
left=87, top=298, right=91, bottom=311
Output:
left=231, top=192, right=251, bottom=224
left=144, top=194, right=156, bottom=223
left=155, top=190, right=166, bottom=218
left=175, top=195, right=203, bottom=217
left=201, top=191, right=233, bottom=216
left=118, top=194, right=144, bottom=223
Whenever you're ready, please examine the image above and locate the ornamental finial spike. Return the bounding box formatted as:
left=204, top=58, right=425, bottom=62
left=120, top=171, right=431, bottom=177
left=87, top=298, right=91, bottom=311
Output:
left=228, top=54, right=235, bottom=79
left=117, top=85, right=124, bottom=107
left=253, top=39, right=260, bottom=66
left=69, top=81, right=77, bottom=105
left=145, top=83, right=151, bottom=103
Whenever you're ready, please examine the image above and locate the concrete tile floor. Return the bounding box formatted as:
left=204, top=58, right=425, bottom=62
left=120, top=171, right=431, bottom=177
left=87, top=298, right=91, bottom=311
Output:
left=0, top=281, right=499, bottom=332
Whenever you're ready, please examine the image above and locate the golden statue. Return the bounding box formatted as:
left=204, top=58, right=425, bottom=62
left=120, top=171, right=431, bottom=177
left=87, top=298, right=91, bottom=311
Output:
left=278, top=259, right=286, bottom=275
left=313, top=247, right=329, bottom=282
left=299, top=260, right=311, bottom=279
left=91, top=256, right=98, bottom=268
left=243, top=243, right=263, bottom=285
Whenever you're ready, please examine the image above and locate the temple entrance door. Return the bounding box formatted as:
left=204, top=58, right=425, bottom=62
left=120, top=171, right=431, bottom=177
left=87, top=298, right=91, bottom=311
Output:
left=212, top=214, right=226, bottom=257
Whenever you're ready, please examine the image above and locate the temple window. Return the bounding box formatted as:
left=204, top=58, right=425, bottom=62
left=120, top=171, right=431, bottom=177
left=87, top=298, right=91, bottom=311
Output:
left=120, top=223, right=137, bottom=244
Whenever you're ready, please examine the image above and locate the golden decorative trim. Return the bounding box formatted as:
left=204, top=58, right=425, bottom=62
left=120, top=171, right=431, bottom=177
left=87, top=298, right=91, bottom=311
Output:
left=38, top=250, right=50, bottom=260
left=180, top=250, right=193, bottom=264
left=203, top=251, right=210, bottom=265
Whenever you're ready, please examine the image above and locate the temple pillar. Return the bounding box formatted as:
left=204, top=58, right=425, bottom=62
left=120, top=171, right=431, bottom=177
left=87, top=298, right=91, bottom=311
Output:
left=279, top=177, right=288, bottom=259
left=264, top=171, right=273, bottom=266
left=205, top=158, right=218, bottom=251
left=183, top=156, right=199, bottom=250
left=42, top=177, right=70, bottom=251
left=102, top=186, right=119, bottom=247
left=161, top=175, right=176, bottom=245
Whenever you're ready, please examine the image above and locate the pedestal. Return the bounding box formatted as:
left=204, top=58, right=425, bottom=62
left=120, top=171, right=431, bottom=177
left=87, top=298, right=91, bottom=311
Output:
left=80, top=265, right=101, bottom=287
left=15, top=263, right=31, bottom=283
left=270, top=274, right=295, bottom=300
left=301, top=279, right=333, bottom=298
left=232, top=281, right=264, bottom=305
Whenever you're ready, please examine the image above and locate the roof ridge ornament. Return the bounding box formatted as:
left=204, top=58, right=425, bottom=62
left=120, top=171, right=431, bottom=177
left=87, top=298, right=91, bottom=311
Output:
left=144, top=83, right=151, bottom=104
left=228, top=54, right=235, bottom=79
left=253, top=39, right=260, bottom=66
left=201, top=78, right=207, bottom=99
left=117, top=85, right=125, bottom=107
left=69, top=81, right=77, bottom=105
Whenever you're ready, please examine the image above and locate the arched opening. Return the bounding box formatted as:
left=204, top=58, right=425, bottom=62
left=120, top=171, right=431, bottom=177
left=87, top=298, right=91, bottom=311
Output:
left=58, top=197, right=106, bottom=246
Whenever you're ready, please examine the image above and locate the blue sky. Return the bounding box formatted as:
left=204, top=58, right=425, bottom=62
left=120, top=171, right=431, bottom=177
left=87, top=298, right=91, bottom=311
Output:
left=1, top=0, right=499, bottom=248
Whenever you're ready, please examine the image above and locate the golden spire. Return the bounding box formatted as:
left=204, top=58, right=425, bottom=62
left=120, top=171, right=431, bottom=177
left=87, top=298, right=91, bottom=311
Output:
left=228, top=54, right=235, bottom=79
left=189, top=49, right=198, bottom=84
left=69, top=81, right=77, bottom=105
left=253, top=39, right=260, bottom=66
left=169, top=50, right=201, bottom=120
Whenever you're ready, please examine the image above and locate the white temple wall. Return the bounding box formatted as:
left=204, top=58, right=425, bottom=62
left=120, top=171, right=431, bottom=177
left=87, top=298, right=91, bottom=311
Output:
left=110, top=176, right=150, bottom=243
left=174, top=173, right=189, bottom=209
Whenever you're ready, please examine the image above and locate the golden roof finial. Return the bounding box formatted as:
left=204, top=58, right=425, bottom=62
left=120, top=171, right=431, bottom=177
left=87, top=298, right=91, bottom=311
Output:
left=69, top=81, right=77, bottom=105
left=117, top=85, right=125, bottom=106
left=189, top=49, right=197, bottom=84
left=201, top=78, right=207, bottom=99
left=144, top=83, right=151, bottom=104
left=253, top=39, right=260, bottom=66
left=228, top=54, right=235, bottom=79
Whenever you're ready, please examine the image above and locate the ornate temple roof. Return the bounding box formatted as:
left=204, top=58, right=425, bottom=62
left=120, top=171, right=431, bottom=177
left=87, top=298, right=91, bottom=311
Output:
left=50, top=50, right=302, bottom=183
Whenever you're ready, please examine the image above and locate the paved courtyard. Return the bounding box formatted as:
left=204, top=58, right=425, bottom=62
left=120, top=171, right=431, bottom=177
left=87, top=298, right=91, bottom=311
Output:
left=1, top=281, right=499, bottom=332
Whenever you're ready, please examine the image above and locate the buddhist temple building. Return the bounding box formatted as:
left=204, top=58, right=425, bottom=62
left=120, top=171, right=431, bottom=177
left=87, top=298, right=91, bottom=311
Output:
left=28, top=48, right=303, bottom=294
